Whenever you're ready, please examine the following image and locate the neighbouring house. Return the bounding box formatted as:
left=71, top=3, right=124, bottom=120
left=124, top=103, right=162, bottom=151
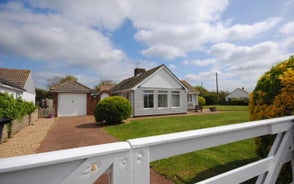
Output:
left=225, top=87, right=249, bottom=101
left=181, top=80, right=200, bottom=110
left=111, top=64, right=197, bottom=117
left=0, top=78, right=25, bottom=99
left=0, top=68, right=36, bottom=103
left=50, top=81, right=98, bottom=117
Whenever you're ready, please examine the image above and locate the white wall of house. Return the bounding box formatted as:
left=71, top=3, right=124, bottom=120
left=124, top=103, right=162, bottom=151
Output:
left=187, top=93, right=198, bottom=110
left=22, top=92, right=36, bottom=103
left=23, top=72, right=36, bottom=103
left=140, top=69, right=181, bottom=89
left=0, top=86, right=23, bottom=99
left=133, top=88, right=187, bottom=117
left=130, top=68, right=187, bottom=116
left=24, top=72, right=35, bottom=94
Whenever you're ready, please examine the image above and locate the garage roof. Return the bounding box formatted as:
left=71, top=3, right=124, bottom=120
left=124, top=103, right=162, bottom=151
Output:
left=50, top=81, right=92, bottom=93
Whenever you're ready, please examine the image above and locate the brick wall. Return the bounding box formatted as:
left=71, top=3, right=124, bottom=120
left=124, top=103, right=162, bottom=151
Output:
left=87, top=93, right=98, bottom=115
left=53, top=93, right=58, bottom=116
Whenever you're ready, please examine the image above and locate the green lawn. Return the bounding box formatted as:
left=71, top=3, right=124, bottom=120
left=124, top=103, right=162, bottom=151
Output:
left=104, top=105, right=258, bottom=183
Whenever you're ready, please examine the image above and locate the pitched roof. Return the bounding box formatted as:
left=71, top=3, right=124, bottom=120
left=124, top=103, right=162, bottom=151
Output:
left=226, top=88, right=249, bottom=99
left=111, top=65, right=163, bottom=93
left=0, top=68, right=31, bottom=88
left=0, top=78, right=25, bottom=91
left=181, top=80, right=199, bottom=93
left=50, top=81, right=92, bottom=93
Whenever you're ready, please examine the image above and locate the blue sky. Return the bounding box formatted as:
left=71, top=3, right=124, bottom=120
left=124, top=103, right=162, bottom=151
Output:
left=0, top=0, right=293, bottom=92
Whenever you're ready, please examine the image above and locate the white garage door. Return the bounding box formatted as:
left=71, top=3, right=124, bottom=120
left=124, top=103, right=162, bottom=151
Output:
left=58, top=93, right=87, bottom=117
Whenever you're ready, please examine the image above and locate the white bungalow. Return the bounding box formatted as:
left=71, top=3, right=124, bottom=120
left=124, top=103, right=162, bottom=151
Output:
left=111, top=64, right=198, bottom=117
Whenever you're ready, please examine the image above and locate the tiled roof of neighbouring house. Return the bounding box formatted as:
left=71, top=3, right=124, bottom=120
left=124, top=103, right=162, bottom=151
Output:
left=50, top=81, right=92, bottom=93
left=181, top=80, right=199, bottom=93
left=0, top=68, right=30, bottom=88
left=0, top=77, right=25, bottom=91
left=110, top=64, right=164, bottom=93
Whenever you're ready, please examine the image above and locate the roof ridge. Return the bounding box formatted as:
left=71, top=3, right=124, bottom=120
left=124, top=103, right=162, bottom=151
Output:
left=111, top=64, right=192, bottom=93
left=50, top=80, right=92, bottom=92
left=111, top=64, right=164, bottom=93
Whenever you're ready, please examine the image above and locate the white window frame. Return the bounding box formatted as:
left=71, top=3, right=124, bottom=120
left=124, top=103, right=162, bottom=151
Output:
left=143, top=90, right=154, bottom=108
left=158, top=91, right=168, bottom=108
left=171, top=91, right=180, bottom=107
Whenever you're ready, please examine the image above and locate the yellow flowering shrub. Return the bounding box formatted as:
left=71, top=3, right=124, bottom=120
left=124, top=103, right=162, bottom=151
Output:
left=249, top=56, right=294, bottom=183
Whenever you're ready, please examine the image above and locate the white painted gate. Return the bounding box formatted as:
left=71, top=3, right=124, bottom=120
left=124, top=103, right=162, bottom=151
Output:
left=0, top=116, right=293, bottom=183
left=58, top=93, right=87, bottom=117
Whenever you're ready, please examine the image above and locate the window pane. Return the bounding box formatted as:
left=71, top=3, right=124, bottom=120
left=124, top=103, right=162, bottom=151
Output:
left=158, top=94, right=168, bottom=107
left=172, top=91, right=180, bottom=107
left=149, top=95, right=154, bottom=108
left=144, top=91, right=154, bottom=108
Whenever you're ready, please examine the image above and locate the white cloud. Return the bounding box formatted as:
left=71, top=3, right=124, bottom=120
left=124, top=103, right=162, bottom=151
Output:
left=126, top=0, right=280, bottom=60
left=121, top=0, right=229, bottom=28
left=183, top=59, right=217, bottom=67
left=184, top=41, right=291, bottom=92
left=209, top=41, right=280, bottom=65
left=280, top=36, right=294, bottom=51
left=280, top=21, right=294, bottom=35
left=134, top=17, right=280, bottom=59
left=168, top=64, right=176, bottom=69
left=225, top=18, right=280, bottom=40
left=0, top=0, right=292, bottom=91
left=0, top=1, right=127, bottom=78
left=28, top=0, right=126, bottom=30
left=142, top=44, right=185, bottom=60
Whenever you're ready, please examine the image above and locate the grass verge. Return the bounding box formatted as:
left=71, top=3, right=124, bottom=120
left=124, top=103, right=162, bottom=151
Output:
left=104, top=106, right=257, bottom=183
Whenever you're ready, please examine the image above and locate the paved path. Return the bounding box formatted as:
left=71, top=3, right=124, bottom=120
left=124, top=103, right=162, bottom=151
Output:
left=37, top=116, right=173, bottom=184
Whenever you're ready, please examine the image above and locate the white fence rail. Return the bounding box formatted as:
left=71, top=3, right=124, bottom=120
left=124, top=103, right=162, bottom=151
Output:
left=0, top=116, right=293, bottom=184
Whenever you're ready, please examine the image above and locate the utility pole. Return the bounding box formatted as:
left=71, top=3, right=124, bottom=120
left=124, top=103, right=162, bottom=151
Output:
left=216, top=72, right=219, bottom=95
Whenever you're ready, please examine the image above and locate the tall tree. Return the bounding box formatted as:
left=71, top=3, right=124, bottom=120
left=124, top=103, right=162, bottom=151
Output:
left=59, top=75, right=78, bottom=83
left=94, top=80, right=116, bottom=91
left=195, top=86, right=210, bottom=96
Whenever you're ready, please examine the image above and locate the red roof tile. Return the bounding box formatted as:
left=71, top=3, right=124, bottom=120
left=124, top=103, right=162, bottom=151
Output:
left=181, top=80, right=199, bottom=93
left=50, top=81, right=92, bottom=93
left=0, top=68, right=31, bottom=88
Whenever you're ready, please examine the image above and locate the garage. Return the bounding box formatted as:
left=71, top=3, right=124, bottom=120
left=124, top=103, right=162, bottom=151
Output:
left=50, top=81, right=95, bottom=117
left=58, top=93, right=87, bottom=117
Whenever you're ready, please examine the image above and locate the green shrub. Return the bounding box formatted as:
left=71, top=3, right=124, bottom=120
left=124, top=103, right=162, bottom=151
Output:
left=228, top=98, right=249, bottom=106
left=0, top=92, right=37, bottom=120
left=204, top=94, right=218, bottom=105
left=94, top=96, right=132, bottom=124
left=249, top=56, right=294, bottom=183
left=198, top=96, right=206, bottom=106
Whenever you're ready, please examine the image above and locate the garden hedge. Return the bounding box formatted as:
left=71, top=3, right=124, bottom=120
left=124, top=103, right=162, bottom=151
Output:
left=0, top=92, right=37, bottom=120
